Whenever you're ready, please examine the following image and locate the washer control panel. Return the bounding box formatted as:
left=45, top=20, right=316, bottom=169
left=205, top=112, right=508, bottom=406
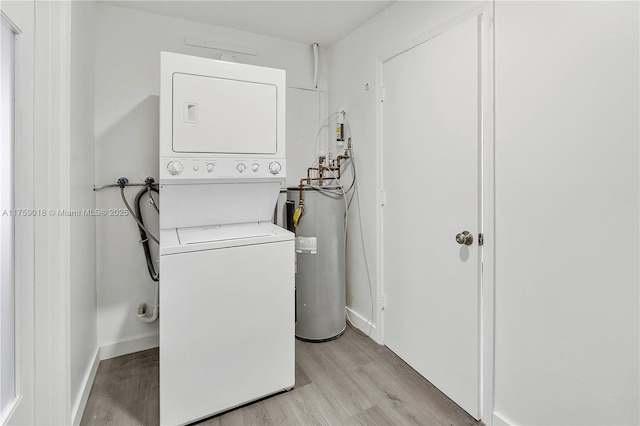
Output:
left=161, top=158, right=286, bottom=181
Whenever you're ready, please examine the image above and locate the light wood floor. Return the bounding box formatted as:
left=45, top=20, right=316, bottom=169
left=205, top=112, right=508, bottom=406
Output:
left=81, top=327, right=479, bottom=425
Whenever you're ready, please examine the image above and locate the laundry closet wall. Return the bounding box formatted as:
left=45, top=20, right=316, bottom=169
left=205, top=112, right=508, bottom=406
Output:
left=329, top=1, right=639, bottom=424
left=493, top=2, right=639, bottom=424
left=94, top=3, right=327, bottom=355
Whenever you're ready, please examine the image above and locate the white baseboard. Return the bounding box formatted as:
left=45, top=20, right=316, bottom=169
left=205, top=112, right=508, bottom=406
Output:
left=493, top=411, right=514, bottom=426
left=99, top=334, right=159, bottom=360
left=346, top=306, right=377, bottom=338
left=71, top=348, right=100, bottom=426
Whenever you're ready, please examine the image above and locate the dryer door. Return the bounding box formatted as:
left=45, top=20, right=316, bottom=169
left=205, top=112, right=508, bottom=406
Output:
left=172, top=73, right=278, bottom=155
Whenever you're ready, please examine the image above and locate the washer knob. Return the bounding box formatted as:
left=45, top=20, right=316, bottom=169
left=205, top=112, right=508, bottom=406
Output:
left=251, top=163, right=260, bottom=172
left=167, top=161, right=183, bottom=176
left=206, top=162, right=215, bottom=173
left=269, top=161, right=282, bottom=175
left=236, top=163, right=247, bottom=173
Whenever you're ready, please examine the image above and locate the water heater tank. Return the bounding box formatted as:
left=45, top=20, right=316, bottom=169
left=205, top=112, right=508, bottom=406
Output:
left=287, top=187, right=346, bottom=341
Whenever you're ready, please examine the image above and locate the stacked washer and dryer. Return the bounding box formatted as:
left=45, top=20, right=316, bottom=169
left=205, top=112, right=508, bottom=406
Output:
left=158, top=52, right=295, bottom=425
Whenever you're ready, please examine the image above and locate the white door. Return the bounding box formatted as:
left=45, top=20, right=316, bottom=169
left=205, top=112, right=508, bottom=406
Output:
left=382, top=16, right=481, bottom=419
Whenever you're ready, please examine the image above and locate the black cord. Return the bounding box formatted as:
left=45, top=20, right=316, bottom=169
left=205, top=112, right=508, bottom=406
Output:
left=134, top=186, right=159, bottom=282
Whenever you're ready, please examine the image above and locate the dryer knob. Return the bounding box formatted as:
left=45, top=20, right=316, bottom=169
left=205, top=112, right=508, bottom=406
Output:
left=236, top=163, right=247, bottom=173
left=167, top=161, right=183, bottom=176
left=269, top=162, right=282, bottom=175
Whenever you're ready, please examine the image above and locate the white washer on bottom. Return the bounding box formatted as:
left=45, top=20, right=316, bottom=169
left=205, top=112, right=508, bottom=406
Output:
left=159, top=221, right=295, bottom=425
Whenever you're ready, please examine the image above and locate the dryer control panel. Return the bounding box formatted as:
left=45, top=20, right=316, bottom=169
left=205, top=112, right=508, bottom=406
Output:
left=160, top=157, right=286, bottom=182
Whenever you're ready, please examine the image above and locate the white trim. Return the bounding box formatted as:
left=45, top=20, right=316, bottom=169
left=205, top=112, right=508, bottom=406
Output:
left=1, top=395, right=20, bottom=425
left=480, top=1, right=496, bottom=424
left=377, top=1, right=495, bottom=423
left=71, top=348, right=99, bottom=426
left=286, top=84, right=324, bottom=93
left=380, top=2, right=489, bottom=64
left=184, top=38, right=258, bottom=56
left=57, top=5, right=73, bottom=421
left=492, top=411, right=515, bottom=426
left=71, top=337, right=159, bottom=424
left=0, top=11, right=22, bottom=34
left=56, top=0, right=73, bottom=421
left=32, top=1, right=73, bottom=423
left=346, top=306, right=377, bottom=335
left=374, top=58, right=384, bottom=346
left=9, top=23, right=30, bottom=420
left=0, top=13, right=17, bottom=420
left=99, top=334, right=159, bottom=360
left=4, top=1, right=36, bottom=423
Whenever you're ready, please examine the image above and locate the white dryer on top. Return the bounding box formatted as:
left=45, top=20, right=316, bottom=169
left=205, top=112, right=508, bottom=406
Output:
left=159, top=51, right=287, bottom=229
left=159, top=51, right=286, bottom=183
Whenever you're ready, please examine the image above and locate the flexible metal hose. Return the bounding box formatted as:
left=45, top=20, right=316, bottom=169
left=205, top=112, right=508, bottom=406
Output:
left=120, top=187, right=159, bottom=245
left=147, top=186, right=160, bottom=214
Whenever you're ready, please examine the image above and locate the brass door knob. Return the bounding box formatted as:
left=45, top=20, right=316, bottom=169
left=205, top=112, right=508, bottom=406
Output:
left=456, top=231, right=473, bottom=246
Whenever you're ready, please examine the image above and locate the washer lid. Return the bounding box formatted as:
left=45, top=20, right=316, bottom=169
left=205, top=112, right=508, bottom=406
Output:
left=160, top=221, right=293, bottom=255
left=178, top=222, right=274, bottom=245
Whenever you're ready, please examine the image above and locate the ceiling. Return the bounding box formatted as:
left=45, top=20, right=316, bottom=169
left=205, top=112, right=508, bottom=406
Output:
left=99, top=1, right=394, bottom=46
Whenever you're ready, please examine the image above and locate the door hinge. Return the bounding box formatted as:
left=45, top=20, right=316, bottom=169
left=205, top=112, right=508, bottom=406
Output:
left=380, top=190, right=385, bottom=206
left=381, top=293, right=386, bottom=311
left=478, top=233, right=484, bottom=246
left=379, top=87, right=385, bottom=103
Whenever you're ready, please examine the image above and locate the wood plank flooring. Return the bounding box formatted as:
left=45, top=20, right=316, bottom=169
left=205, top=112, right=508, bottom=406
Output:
left=81, top=327, right=479, bottom=425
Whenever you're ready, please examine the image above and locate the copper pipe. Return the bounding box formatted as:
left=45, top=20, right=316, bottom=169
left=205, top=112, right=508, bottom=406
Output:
left=306, top=167, right=320, bottom=185
left=299, top=155, right=352, bottom=205
left=299, top=178, right=307, bottom=205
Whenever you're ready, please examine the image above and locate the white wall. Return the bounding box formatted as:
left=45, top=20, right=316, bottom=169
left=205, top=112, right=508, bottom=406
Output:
left=328, top=1, right=482, bottom=342
left=94, top=3, right=327, bottom=351
left=69, top=1, right=98, bottom=423
left=331, top=0, right=639, bottom=424
left=285, top=88, right=325, bottom=189
left=493, top=2, right=639, bottom=425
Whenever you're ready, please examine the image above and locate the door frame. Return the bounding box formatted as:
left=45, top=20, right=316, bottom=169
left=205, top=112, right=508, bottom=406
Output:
left=0, top=5, right=34, bottom=424
left=1, top=1, right=74, bottom=424
left=375, top=2, right=495, bottom=423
